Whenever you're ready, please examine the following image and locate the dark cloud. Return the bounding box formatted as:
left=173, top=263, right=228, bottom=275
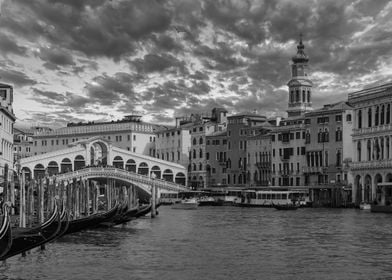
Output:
left=0, top=32, right=28, bottom=56
left=32, top=88, right=66, bottom=103
left=0, top=68, right=37, bottom=87
left=2, top=0, right=392, bottom=126
left=37, top=47, right=75, bottom=70
left=131, top=53, right=186, bottom=74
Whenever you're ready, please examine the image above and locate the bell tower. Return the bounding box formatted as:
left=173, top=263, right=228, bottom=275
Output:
left=287, top=34, right=313, bottom=117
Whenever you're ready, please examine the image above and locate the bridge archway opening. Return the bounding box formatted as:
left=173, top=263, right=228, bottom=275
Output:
left=34, top=164, right=45, bottom=179
left=22, top=167, right=32, bottom=181
left=74, top=155, right=85, bottom=170
left=151, top=165, right=161, bottom=179
left=48, top=161, right=59, bottom=176
left=74, top=155, right=86, bottom=170
left=126, top=159, right=136, bottom=173
left=162, top=169, right=173, bottom=182
left=61, top=158, right=72, bottom=173
left=175, top=172, right=186, bottom=186
left=113, top=156, right=124, bottom=169
left=138, top=162, right=149, bottom=176
left=90, top=141, right=108, bottom=166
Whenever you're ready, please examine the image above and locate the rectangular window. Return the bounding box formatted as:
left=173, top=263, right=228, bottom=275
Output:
left=296, top=132, right=300, bottom=139
left=133, top=135, right=136, bottom=141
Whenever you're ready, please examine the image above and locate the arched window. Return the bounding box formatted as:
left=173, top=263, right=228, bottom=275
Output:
left=375, top=106, right=379, bottom=126
left=387, top=104, right=391, bottom=124
left=199, top=137, right=203, bottom=145
left=318, top=129, right=323, bottom=143
left=199, top=148, right=203, bottom=158
left=336, top=150, right=342, bottom=167
left=358, top=110, right=362, bottom=129
left=367, top=140, right=371, bottom=161
left=193, top=149, right=196, bottom=159
left=193, top=163, right=196, bottom=171
left=192, top=138, right=196, bottom=145
left=307, top=91, right=311, bottom=103
left=199, top=163, right=203, bottom=170
left=381, top=105, right=385, bottom=125
left=302, top=90, right=305, bottom=102
left=335, top=127, right=342, bottom=142
left=368, top=108, right=372, bottom=127
left=324, top=128, right=329, bottom=142
left=357, top=141, right=361, bottom=162
left=296, top=90, right=299, bottom=102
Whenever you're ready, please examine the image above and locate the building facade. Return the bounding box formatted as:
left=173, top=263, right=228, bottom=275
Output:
left=0, top=83, right=16, bottom=183
left=247, top=127, right=272, bottom=187
left=31, top=115, right=160, bottom=158
left=226, top=113, right=269, bottom=188
left=13, top=127, right=34, bottom=163
left=349, top=83, right=392, bottom=205
left=155, top=118, right=192, bottom=169
left=271, top=117, right=307, bottom=187
left=189, top=108, right=227, bottom=189
left=205, top=131, right=227, bottom=187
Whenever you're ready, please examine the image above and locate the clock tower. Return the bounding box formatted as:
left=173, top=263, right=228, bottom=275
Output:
left=287, top=34, right=313, bottom=117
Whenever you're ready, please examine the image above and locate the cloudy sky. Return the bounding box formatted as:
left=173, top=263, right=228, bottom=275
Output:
left=1, top=0, right=391, bottom=128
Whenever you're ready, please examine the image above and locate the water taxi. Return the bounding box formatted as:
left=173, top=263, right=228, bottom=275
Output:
left=171, top=198, right=199, bottom=210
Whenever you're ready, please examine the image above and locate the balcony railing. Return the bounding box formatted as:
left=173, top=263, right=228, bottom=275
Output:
left=303, top=166, right=324, bottom=173
left=353, top=124, right=392, bottom=136
left=350, top=160, right=392, bottom=170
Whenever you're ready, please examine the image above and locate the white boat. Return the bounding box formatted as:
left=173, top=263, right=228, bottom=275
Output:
left=359, top=202, right=371, bottom=210
left=234, top=187, right=310, bottom=207
left=171, top=198, right=199, bottom=210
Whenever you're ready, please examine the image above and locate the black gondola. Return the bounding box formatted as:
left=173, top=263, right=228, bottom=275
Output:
left=0, top=203, right=61, bottom=260
left=64, top=201, right=120, bottom=235
left=134, top=204, right=152, bottom=218
left=0, top=203, right=12, bottom=258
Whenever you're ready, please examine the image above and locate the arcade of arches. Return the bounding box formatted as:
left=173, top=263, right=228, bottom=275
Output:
left=353, top=172, right=392, bottom=205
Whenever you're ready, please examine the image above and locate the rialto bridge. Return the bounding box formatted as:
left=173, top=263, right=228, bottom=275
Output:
left=19, top=137, right=189, bottom=196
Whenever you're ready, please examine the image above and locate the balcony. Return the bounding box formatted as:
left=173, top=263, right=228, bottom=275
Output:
left=218, top=160, right=226, bottom=166
left=303, top=166, right=324, bottom=173
left=353, top=124, right=392, bottom=137
left=256, top=162, right=271, bottom=169
left=350, top=160, right=392, bottom=171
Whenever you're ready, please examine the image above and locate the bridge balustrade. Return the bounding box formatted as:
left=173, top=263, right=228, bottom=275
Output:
left=54, top=167, right=189, bottom=193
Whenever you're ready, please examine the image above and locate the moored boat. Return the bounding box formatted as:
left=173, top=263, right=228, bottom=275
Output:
left=0, top=203, right=12, bottom=258
left=64, top=201, right=119, bottom=235
left=234, top=187, right=310, bottom=208
left=1, top=203, right=61, bottom=261
left=171, top=198, right=199, bottom=210
left=359, top=202, right=371, bottom=210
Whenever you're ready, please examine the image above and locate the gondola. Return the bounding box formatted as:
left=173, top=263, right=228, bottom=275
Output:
left=0, top=203, right=61, bottom=260
left=98, top=203, right=140, bottom=228
left=134, top=204, right=152, bottom=218
left=0, top=203, right=12, bottom=258
left=64, top=201, right=120, bottom=235
left=273, top=204, right=299, bottom=210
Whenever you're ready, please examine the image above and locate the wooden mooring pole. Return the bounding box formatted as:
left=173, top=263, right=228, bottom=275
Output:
left=151, top=179, right=156, bottom=218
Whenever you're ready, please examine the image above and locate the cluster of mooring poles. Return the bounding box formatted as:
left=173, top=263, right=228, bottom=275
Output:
left=0, top=169, right=158, bottom=261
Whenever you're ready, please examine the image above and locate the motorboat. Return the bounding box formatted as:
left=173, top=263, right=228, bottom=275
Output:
left=171, top=198, right=199, bottom=210
left=359, top=202, right=371, bottom=210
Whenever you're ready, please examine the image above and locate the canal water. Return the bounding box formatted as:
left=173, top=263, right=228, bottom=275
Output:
left=1, top=206, right=392, bottom=280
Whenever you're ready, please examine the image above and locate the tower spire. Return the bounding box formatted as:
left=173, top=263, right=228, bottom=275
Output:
left=286, top=34, right=313, bottom=117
